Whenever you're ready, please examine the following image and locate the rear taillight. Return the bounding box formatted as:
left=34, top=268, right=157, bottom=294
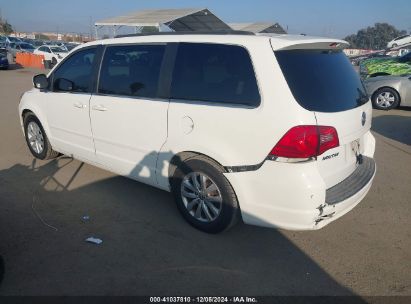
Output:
left=318, top=126, right=339, bottom=155
left=269, top=125, right=339, bottom=159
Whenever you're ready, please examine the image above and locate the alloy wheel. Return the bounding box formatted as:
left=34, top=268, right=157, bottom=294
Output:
left=27, top=121, right=44, bottom=154
left=180, top=172, right=223, bottom=222
left=376, top=91, right=395, bottom=108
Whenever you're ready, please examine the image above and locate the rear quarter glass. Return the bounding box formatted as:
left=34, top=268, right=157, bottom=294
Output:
left=275, top=49, right=368, bottom=112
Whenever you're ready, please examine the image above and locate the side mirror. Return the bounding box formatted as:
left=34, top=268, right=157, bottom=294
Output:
left=55, top=78, right=74, bottom=92
left=33, top=74, right=49, bottom=90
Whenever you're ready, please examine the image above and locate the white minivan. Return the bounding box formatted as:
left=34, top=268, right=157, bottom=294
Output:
left=19, top=32, right=376, bottom=233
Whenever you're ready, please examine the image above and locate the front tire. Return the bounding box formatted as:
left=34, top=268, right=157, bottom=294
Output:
left=171, top=156, right=239, bottom=233
left=24, top=113, right=59, bottom=160
left=51, top=57, right=57, bottom=66
left=372, top=88, right=400, bottom=110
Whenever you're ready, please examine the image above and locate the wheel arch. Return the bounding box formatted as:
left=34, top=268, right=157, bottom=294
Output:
left=372, top=86, right=402, bottom=105
left=20, top=105, right=53, bottom=143
left=369, top=72, right=391, bottom=78
left=168, top=151, right=227, bottom=183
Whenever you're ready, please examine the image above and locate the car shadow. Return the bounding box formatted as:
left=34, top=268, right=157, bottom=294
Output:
left=0, top=255, right=4, bottom=286
left=372, top=114, right=411, bottom=146
left=0, top=156, right=366, bottom=298
left=5, top=62, right=23, bottom=70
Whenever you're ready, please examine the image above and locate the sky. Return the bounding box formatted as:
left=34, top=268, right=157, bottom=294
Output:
left=0, top=0, right=410, bottom=38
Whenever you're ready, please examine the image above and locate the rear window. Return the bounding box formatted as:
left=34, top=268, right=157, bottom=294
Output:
left=275, top=50, right=368, bottom=112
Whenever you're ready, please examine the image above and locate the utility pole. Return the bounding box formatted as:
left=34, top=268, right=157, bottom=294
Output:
left=89, top=16, right=93, bottom=40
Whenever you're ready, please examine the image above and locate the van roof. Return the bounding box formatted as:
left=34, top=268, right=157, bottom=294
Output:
left=82, top=32, right=348, bottom=51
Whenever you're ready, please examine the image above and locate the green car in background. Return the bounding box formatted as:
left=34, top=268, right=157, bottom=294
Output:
left=360, top=52, right=411, bottom=78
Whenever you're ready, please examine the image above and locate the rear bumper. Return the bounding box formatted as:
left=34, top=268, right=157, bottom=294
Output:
left=224, top=135, right=376, bottom=231
left=315, top=156, right=376, bottom=229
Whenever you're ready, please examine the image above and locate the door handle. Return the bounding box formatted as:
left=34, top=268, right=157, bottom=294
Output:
left=73, top=102, right=86, bottom=109
left=92, top=105, right=108, bottom=112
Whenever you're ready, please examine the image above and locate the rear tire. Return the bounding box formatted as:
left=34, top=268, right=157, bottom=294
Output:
left=170, top=155, right=239, bottom=233
left=372, top=88, right=400, bottom=110
left=392, top=43, right=398, bottom=48
left=51, top=57, right=57, bottom=67
left=24, top=113, right=59, bottom=160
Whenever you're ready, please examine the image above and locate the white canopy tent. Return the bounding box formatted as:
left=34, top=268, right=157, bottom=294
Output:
left=229, top=22, right=287, bottom=34
left=95, top=8, right=231, bottom=38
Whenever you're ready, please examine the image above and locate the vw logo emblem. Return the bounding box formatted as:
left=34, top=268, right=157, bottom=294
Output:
left=361, top=112, right=366, bottom=126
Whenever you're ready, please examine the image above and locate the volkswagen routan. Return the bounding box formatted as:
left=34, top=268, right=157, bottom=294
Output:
left=19, top=32, right=376, bottom=233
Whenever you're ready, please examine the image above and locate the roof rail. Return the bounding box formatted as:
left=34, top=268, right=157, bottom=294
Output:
left=114, top=30, right=255, bottom=38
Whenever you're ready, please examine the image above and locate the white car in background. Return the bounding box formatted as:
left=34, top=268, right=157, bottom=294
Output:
left=33, top=45, right=68, bottom=65
left=387, top=34, right=411, bottom=48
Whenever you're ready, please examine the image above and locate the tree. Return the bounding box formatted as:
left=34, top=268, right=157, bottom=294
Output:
left=0, top=20, right=13, bottom=35
left=344, top=23, right=407, bottom=50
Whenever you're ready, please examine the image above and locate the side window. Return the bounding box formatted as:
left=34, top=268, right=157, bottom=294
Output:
left=52, top=48, right=96, bottom=93
left=171, top=43, right=260, bottom=106
left=396, top=35, right=408, bottom=41
left=99, top=44, right=165, bottom=98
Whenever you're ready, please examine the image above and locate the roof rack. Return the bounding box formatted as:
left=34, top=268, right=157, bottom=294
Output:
left=115, top=30, right=255, bottom=38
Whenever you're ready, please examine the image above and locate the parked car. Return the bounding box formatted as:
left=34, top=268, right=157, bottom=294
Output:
left=0, top=36, right=7, bottom=48
left=33, top=45, right=68, bottom=65
left=364, top=75, right=411, bottom=110
left=32, top=40, right=45, bottom=47
left=5, top=36, right=22, bottom=45
left=0, top=48, right=9, bottom=70
left=360, top=51, right=411, bottom=78
left=7, top=42, right=35, bottom=58
left=65, top=43, right=78, bottom=51
left=387, top=34, right=411, bottom=48
left=398, top=49, right=411, bottom=57
left=19, top=33, right=376, bottom=233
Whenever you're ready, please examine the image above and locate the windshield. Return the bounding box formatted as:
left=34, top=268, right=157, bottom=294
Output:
left=19, top=43, right=34, bottom=50
left=51, top=47, right=67, bottom=53
left=8, top=37, right=20, bottom=42
left=0, top=49, right=6, bottom=57
left=275, top=49, right=368, bottom=113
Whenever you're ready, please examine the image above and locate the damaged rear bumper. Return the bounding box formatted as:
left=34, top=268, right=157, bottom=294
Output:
left=314, top=156, right=376, bottom=228
left=224, top=156, right=376, bottom=231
